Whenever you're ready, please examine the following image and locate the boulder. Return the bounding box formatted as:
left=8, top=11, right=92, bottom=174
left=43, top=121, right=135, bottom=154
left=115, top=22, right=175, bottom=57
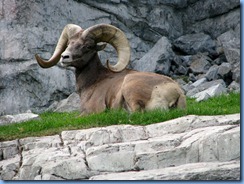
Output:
left=204, top=62, right=232, bottom=83
left=192, top=83, right=227, bottom=102
left=186, top=79, right=226, bottom=97
left=49, top=92, right=80, bottom=113
left=189, top=54, right=212, bottom=74
left=191, top=77, right=207, bottom=88
left=228, top=81, right=240, bottom=93
left=0, top=111, right=40, bottom=126
left=217, top=29, right=240, bottom=83
left=173, top=33, right=216, bottom=55
left=205, top=65, right=219, bottom=81
left=133, top=37, right=174, bottom=75
left=217, top=62, right=232, bottom=83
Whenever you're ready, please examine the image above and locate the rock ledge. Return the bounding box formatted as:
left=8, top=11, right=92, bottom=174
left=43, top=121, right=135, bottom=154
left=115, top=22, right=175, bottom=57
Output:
left=0, top=113, right=240, bottom=180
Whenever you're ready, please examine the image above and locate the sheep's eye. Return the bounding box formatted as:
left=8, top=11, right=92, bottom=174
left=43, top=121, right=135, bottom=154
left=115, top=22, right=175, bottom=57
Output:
left=69, top=41, right=75, bottom=45
left=86, top=45, right=93, bottom=50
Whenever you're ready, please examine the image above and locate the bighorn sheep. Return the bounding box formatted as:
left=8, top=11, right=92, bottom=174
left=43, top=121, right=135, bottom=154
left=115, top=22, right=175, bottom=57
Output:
left=35, top=24, right=186, bottom=115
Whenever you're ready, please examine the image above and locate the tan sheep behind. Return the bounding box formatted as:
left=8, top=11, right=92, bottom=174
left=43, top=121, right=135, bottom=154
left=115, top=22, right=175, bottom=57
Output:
left=117, top=72, right=186, bottom=112
left=146, top=82, right=186, bottom=111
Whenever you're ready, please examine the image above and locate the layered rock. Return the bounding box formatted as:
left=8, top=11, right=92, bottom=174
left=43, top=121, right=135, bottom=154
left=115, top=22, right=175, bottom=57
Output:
left=0, top=114, right=240, bottom=180
left=0, top=0, right=240, bottom=115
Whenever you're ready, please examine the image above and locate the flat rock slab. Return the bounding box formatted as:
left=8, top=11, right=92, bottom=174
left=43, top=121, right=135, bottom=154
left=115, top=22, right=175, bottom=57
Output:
left=90, top=160, right=240, bottom=180
left=0, top=113, right=240, bottom=180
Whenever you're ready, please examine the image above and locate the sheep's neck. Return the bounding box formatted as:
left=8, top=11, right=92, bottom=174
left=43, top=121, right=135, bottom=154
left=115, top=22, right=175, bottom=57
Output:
left=75, top=54, right=108, bottom=93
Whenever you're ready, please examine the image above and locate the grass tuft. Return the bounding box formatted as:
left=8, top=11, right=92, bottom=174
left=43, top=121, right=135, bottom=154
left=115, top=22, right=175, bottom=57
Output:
left=0, top=92, right=240, bottom=141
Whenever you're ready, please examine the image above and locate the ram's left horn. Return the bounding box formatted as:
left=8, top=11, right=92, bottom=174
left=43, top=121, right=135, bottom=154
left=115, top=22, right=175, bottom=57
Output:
left=35, top=24, right=82, bottom=68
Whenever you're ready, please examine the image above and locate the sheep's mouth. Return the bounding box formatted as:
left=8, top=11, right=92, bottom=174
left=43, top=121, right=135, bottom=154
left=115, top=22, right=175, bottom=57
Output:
left=60, top=57, right=84, bottom=67
left=60, top=60, right=72, bottom=67
left=59, top=57, right=73, bottom=67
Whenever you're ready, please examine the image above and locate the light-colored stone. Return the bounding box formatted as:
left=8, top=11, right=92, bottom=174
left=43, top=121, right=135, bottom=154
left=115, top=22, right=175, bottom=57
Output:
left=0, top=112, right=40, bottom=126
left=17, top=147, right=89, bottom=180
left=0, top=140, right=19, bottom=160
left=0, top=155, right=20, bottom=180
left=191, top=77, right=207, bottom=88
left=87, top=145, right=135, bottom=172
left=216, top=127, right=240, bottom=161
left=19, top=135, right=62, bottom=151
left=192, top=83, right=227, bottom=101
left=62, top=125, right=148, bottom=149
left=0, top=114, right=240, bottom=180
left=90, top=161, right=240, bottom=180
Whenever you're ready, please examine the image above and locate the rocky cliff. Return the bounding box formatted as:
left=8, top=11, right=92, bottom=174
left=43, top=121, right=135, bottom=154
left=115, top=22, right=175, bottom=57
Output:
left=0, top=113, right=240, bottom=180
left=0, top=0, right=240, bottom=115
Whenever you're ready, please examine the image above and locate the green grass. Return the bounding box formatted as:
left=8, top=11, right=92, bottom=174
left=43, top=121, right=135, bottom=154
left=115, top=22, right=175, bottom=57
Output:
left=0, top=92, right=240, bottom=141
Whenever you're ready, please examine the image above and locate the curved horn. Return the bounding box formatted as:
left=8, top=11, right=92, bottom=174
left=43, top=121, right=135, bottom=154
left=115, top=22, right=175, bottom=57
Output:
left=82, top=24, right=130, bottom=72
left=35, top=24, right=82, bottom=68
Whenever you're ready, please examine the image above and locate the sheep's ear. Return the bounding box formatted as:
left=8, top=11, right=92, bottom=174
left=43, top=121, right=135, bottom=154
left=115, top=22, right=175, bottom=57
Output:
left=95, top=43, right=107, bottom=51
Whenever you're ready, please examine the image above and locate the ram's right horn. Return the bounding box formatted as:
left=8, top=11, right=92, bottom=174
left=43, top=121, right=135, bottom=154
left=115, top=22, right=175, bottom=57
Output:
left=82, top=24, right=130, bottom=72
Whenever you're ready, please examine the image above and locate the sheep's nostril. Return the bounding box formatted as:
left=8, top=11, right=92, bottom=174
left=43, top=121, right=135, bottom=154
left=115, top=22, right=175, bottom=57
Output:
left=62, top=55, right=70, bottom=59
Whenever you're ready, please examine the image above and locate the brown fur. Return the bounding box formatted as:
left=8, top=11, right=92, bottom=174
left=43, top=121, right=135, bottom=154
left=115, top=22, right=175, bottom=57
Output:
left=72, top=54, right=186, bottom=115
left=59, top=32, right=187, bottom=115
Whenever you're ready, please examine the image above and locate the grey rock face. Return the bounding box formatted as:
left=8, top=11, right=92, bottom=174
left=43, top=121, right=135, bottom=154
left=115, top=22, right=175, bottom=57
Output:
left=0, top=114, right=240, bottom=180
left=0, top=62, right=75, bottom=115
left=183, top=1, right=240, bottom=38
left=0, top=0, right=109, bottom=115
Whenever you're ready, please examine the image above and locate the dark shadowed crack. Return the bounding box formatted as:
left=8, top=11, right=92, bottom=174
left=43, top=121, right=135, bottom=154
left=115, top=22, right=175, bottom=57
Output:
left=14, top=139, right=23, bottom=178
left=81, top=1, right=125, bottom=24
left=59, top=133, right=64, bottom=147
left=141, top=126, right=150, bottom=140
left=67, top=146, right=72, bottom=155
left=80, top=149, right=90, bottom=171
left=51, top=174, right=68, bottom=180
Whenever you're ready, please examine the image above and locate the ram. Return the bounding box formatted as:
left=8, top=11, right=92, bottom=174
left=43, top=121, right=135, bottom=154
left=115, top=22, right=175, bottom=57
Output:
left=35, top=24, right=186, bottom=115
